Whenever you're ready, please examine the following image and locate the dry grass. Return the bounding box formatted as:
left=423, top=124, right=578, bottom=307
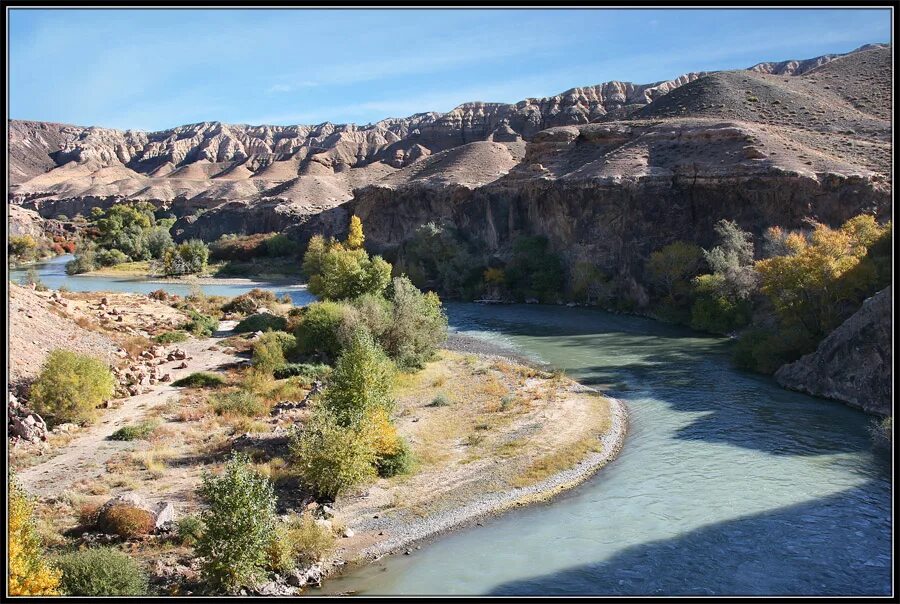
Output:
left=130, top=446, right=177, bottom=478
left=120, top=334, right=153, bottom=358
left=510, top=436, right=603, bottom=488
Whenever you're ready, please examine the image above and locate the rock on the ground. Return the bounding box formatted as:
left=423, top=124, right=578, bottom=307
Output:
left=775, top=287, right=892, bottom=416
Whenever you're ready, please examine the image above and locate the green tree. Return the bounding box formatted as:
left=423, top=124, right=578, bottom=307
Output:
left=159, top=239, right=209, bottom=276
left=197, top=452, right=277, bottom=594
left=382, top=276, right=448, bottom=369
left=644, top=241, right=703, bottom=301
left=504, top=236, right=565, bottom=302
left=322, top=330, right=394, bottom=427
left=701, top=219, right=757, bottom=300
left=289, top=405, right=377, bottom=500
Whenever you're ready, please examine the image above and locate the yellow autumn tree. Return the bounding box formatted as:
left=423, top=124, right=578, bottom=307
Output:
left=755, top=215, right=891, bottom=337
left=8, top=479, right=61, bottom=595
left=346, top=215, right=365, bottom=250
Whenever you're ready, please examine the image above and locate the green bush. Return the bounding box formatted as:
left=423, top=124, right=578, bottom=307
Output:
left=376, top=438, right=415, bottom=478
left=197, top=452, right=277, bottom=594
left=273, top=363, right=331, bottom=382
left=293, top=301, right=352, bottom=361
left=153, top=330, right=189, bottom=344
left=94, top=248, right=129, bottom=267
left=29, top=350, right=116, bottom=426
left=289, top=406, right=377, bottom=500
left=732, top=327, right=815, bottom=375
left=109, top=420, right=159, bottom=441
left=382, top=276, right=448, bottom=369
left=689, top=274, right=751, bottom=334
left=210, top=390, right=267, bottom=417
left=183, top=310, right=219, bottom=337
left=396, top=222, right=483, bottom=299
left=221, top=289, right=279, bottom=316
left=252, top=331, right=297, bottom=374
left=503, top=236, right=565, bottom=303
left=56, top=547, right=148, bottom=596
left=322, top=330, right=395, bottom=427
left=176, top=515, right=204, bottom=547
left=234, top=313, right=287, bottom=334
left=172, top=372, right=226, bottom=388
left=267, top=514, right=335, bottom=573
left=145, top=227, right=174, bottom=259
left=159, top=239, right=209, bottom=276
left=264, top=234, right=299, bottom=257
left=429, top=393, right=451, bottom=407
left=65, top=252, right=96, bottom=275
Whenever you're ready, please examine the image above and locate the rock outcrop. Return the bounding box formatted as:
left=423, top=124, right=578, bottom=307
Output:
left=775, top=287, right=892, bottom=416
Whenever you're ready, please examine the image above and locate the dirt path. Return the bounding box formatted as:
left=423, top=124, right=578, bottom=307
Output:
left=17, top=322, right=241, bottom=498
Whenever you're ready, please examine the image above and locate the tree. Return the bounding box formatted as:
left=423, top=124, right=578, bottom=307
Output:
left=322, top=330, right=394, bottom=427
left=158, top=239, right=209, bottom=276
left=755, top=216, right=890, bottom=339
left=644, top=241, right=703, bottom=301
left=345, top=215, right=365, bottom=250
left=304, top=242, right=392, bottom=300
left=701, top=219, right=757, bottom=300
left=289, top=405, right=377, bottom=500
left=503, top=236, right=565, bottom=302
left=8, top=479, right=61, bottom=595
left=197, top=452, right=277, bottom=594
left=383, top=276, right=448, bottom=369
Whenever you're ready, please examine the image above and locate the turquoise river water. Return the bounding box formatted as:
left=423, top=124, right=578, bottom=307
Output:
left=10, top=256, right=892, bottom=595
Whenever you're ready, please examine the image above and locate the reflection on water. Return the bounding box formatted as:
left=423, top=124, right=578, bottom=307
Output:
left=9, top=258, right=892, bottom=595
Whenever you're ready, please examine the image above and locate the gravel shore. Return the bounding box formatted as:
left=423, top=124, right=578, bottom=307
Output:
left=354, top=391, right=628, bottom=562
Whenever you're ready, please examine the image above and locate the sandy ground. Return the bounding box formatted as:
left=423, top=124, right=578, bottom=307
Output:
left=16, top=322, right=240, bottom=499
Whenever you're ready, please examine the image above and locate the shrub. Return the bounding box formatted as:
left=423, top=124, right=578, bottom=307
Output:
left=293, top=301, right=352, bottom=361
left=273, top=363, right=331, bottom=382
left=8, top=479, right=62, bottom=595
left=234, top=313, right=287, bottom=334
left=645, top=241, right=703, bottom=303
left=429, top=393, right=451, bottom=407
left=176, top=515, right=204, bottom=547
left=264, top=234, right=299, bottom=257
left=56, top=547, right=148, bottom=596
left=210, top=389, right=267, bottom=417
left=158, top=239, right=209, bottom=276
left=396, top=221, right=482, bottom=298
left=322, top=330, right=395, bottom=427
left=689, top=274, right=751, bottom=334
left=109, top=420, right=159, bottom=441
left=94, top=248, right=129, bottom=267
left=252, top=331, right=297, bottom=374
left=267, top=513, right=335, bottom=573
left=382, top=276, right=448, bottom=369
left=376, top=438, right=415, bottom=478
left=65, top=252, right=96, bottom=275
left=29, top=350, right=116, bottom=426
left=145, top=227, right=174, bottom=259
left=153, top=330, right=189, bottom=344
left=503, top=236, right=565, bottom=303
left=289, top=406, right=377, bottom=500
left=98, top=505, right=156, bottom=538
left=209, top=233, right=271, bottom=261
left=221, top=289, right=279, bottom=315
left=732, top=327, right=815, bottom=375
left=183, top=310, right=219, bottom=337
left=197, top=452, right=277, bottom=594
left=173, top=372, right=225, bottom=389
left=9, top=235, right=39, bottom=259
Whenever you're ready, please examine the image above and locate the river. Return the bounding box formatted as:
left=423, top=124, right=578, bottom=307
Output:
left=10, top=256, right=893, bottom=595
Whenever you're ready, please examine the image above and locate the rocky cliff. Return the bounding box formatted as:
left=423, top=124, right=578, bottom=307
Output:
left=775, top=287, right=892, bottom=416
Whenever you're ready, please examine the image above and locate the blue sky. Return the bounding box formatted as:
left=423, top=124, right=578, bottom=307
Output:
left=8, top=8, right=892, bottom=131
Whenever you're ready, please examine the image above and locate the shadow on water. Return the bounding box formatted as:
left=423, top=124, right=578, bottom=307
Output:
left=447, top=304, right=877, bottom=458
left=488, top=481, right=892, bottom=596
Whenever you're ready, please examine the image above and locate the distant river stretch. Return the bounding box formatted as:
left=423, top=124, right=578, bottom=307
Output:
left=11, top=256, right=892, bottom=595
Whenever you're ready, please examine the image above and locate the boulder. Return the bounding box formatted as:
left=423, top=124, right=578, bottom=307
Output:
left=775, top=287, right=892, bottom=416
left=98, top=494, right=177, bottom=530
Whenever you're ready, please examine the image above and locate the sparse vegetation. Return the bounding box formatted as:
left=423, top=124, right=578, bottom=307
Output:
left=173, top=372, right=227, bottom=388
left=153, top=330, right=189, bottom=344
left=267, top=513, right=335, bottom=572
left=109, top=420, right=160, bottom=441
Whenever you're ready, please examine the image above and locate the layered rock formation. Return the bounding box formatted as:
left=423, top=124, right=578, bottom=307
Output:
left=775, top=288, right=892, bottom=416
